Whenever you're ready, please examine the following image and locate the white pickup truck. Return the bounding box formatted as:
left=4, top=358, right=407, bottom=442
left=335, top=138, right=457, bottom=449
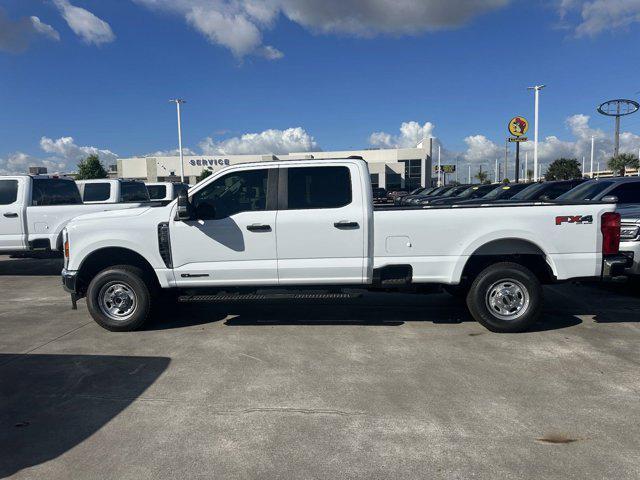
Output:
left=76, top=179, right=150, bottom=204
left=0, top=175, right=144, bottom=254
left=61, top=158, right=628, bottom=333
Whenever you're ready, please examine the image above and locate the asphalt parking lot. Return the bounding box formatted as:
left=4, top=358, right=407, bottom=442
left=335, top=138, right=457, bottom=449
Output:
left=1, top=256, right=639, bottom=479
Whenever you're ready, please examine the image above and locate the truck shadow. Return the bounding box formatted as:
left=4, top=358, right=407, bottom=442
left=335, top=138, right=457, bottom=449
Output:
left=0, top=257, right=63, bottom=276
left=146, top=294, right=586, bottom=332
left=0, top=354, right=170, bottom=478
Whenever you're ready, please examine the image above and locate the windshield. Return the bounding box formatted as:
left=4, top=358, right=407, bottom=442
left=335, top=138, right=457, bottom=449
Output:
left=458, top=184, right=495, bottom=199
left=441, top=186, right=467, bottom=197
left=556, top=180, right=614, bottom=201
left=483, top=183, right=529, bottom=200
left=420, top=186, right=448, bottom=197
left=511, top=182, right=546, bottom=200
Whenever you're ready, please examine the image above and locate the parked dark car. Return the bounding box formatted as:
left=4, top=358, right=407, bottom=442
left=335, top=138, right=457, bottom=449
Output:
left=454, top=182, right=530, bottom=205
left=498, top=178, right=586, bottom=203
left=555, top=176, right=640, bottom=205
left=401, top=185, right=453, bottom=205
left=425, top=183, right=497, bottom=205
left=372, top=187, right=389, bottom=203
left=413, top=184, right=472, bottom=205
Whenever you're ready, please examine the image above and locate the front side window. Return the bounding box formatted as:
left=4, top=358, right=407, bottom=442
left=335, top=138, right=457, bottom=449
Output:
left=147, top=185, right=167, bottom=200
left=31, top=179, right=82, bottom=206
left=191, top=169, right=268, bottom=220
left=83, top=183, right=111, bottom=202
left=557, top=181, right=614, bottom=201
left=121, top=182, right=150, bottom=202
left=287, top=166, right=352, bottom=210
left=609, top=183, right=640, bottom=203
left=0, top=180, right=18, bottom=205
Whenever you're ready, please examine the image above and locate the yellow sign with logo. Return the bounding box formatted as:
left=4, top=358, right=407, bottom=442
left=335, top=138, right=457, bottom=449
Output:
left=508, top=116, right=529, bottom=137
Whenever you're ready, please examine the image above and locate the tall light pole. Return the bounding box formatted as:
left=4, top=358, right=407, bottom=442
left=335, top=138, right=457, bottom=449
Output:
left=590, top=135, right=595, bottom=178
left=528, top=85, right=545, bottom=181
left=437, top=145, right=442, bottom=187
left=169, top=98, right=186, bottom=182
left=525, top=151, right=528, bottom=182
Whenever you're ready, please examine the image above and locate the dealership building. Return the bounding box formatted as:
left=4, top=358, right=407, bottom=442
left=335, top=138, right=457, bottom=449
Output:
left=116, top=144, right=433, bottom=190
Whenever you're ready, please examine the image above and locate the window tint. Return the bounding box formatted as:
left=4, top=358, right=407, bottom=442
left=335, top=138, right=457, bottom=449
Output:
left=287, top=166, right=351, bottom=209
left=557, top=181, right=614, bottom=201
left=541, top=182, right=577, bottom=199
left=31, top=179, right=82, bottom=206
left=83, top=183, right=111, bottom=202
left=121, top=182, right=150, bottom=202
left=0, top=180, right=18, bottom=205
left=147, top=185, right=167, bottom=200
left=511, top=182, right=545, bottom=200
left=609, top=183, right=640, bottom=203
left=191, top=169, right=268, bottom=220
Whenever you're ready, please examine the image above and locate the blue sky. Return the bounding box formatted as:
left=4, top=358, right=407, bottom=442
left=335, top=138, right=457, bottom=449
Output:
left=2, top=0, right=640, bottom=174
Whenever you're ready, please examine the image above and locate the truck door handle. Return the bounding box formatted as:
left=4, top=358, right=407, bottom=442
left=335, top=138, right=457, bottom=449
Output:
left=3, top=212, right=18, bottom=218
left=334, top=220, right=359, bottom=229
left=246, top=224, right=272, bottom=232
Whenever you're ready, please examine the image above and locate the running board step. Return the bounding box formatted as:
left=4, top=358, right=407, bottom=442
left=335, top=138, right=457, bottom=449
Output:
left=178, top=292, right=360, bottom=303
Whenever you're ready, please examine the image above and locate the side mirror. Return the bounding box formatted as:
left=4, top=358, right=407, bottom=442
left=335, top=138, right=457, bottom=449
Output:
left=175, top=190, right=193, bottom=221
left=601, top=195, right=618, bottom=203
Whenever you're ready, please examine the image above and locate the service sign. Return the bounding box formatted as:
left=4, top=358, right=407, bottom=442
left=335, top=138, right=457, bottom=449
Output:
left=508, top=116, right=529, bottom=137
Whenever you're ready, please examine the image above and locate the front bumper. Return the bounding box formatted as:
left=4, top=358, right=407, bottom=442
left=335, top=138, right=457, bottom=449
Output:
left=61, top=268, right=78, bottom=294
left=602, top=255, right=633, bottom=278
left=620, top=240, right=640, bottom=276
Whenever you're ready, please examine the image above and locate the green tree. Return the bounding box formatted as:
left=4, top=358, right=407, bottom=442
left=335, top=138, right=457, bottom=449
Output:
left=502, top=178, right=510, bottom=184
left=197, top=168, right=213, bottom=183
left=76, top=154, right=108, bottom=179
left=475, top=170, right=489, bottom=184
left=608, top=153, right=639, bottom=176
left=545, top=158, right=582, bottom=181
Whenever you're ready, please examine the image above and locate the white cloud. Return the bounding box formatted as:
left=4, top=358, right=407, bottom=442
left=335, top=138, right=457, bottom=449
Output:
left=53, top=0, right=115, bottom=45
left=558, top=0, right=640, bottom=36
left=199, top=127, right=318, bottom=154
left=40, top=136, right=119, bottom=165
left=0, top=9, right=60, bottom=53
left=369, top=121, right=437, bottom=149
left=133, top=0, right=510, bottom=59
left=462, top=135, right=502, bottom=163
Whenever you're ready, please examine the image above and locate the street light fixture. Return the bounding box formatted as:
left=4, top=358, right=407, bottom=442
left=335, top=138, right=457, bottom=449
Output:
left=527, top=85, right=545, bottom=182
left=169, top=98, right=186, bottom=182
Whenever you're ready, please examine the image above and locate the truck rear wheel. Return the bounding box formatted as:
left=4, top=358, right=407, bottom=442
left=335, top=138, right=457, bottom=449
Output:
left=86, top=265, right=152, bottom=331
left=466, top=262, right=542, bottom=333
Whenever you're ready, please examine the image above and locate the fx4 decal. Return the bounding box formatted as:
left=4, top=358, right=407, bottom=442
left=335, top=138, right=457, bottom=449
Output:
left=555, top=215, right=593, bottom=225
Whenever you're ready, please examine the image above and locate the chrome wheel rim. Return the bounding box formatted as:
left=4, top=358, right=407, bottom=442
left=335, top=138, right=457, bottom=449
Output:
left=98, top=282, right=137, bottom=321
left=485, top=278, right=530, bottom=321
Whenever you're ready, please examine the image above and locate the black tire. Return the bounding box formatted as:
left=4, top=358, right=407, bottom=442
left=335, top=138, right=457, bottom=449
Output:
left=466, top=262, right=542, bottom=333
left=86, top=265, right=154, bottom=331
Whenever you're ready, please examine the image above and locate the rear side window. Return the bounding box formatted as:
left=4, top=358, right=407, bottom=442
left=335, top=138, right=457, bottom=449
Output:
left=609, top=183, right=640, bottom=203
left=31, top=179, right=82, bottom=206
left=82, top=183, right=111, bottom=202
left=121, top=182, right=150, bottom=202
left=147, top=185, right=167, bottom=200
left=287, top=166, right=351, bottom=209
left=0, top=180, right=18, bottom=205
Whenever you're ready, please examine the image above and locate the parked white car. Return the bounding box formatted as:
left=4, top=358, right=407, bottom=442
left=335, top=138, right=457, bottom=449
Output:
left=145, top=182, right=190, bottom=203
left=619, top=205, right=640, bottom=278
left=0, top=175, right=144, bottom=254
left=76, top=179, right=150, bottom=204
left=61, top=158, right=627, bottom=333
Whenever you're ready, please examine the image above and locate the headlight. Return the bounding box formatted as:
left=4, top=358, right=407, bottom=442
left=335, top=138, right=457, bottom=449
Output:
left=620, top=224, right=639, bottom=241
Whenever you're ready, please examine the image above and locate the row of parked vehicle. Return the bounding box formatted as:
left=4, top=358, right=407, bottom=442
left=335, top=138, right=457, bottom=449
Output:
left=374, top=176, right=640, bottom=281
left=0, top=175, right=189, bottom=255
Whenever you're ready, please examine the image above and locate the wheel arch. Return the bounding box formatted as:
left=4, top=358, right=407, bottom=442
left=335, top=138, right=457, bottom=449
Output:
left=76, top=247, right=159, bottom=296
left=456, top=238, right=556, bottom=285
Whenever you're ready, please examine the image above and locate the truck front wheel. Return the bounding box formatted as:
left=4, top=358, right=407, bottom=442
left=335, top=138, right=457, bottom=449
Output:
left=86, top=265, right=152, bottom=331
left=466, top=262, right=542, bottom=333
